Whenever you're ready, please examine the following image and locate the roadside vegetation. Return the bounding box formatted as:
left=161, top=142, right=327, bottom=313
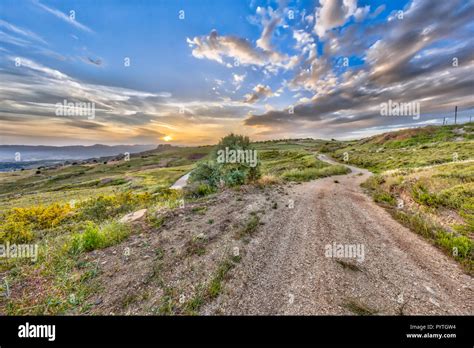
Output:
left=0, top=145, right=207, bottom=314
left=348, top=124, right=474, bottom=273
left=363, top=161, right=473, bottom=272
left=330, top=124, right=474, bottom=173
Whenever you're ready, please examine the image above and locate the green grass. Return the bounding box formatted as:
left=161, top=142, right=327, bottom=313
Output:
left=70, top=221, right=131, bottom=253
left=258, top=148, right=350, bottom=182
left=281, top=165, right=350, bottom=182
left=331, top=124, right=474, bottom=173
left=206, top=259, right=235, bottom=299
left=0, top=146, right=209, bottom=315
left=236, top=215, right=260, bottom=239
left=363, top=161, right=473, bottom=272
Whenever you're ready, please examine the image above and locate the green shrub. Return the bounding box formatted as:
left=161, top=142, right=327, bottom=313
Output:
left=436, top=230, right=472, bottom=260
left=184, top=183, right=216, bottom=198
left=189, top=133, right=261, bottom=189
left=412, top=183, right=439, bottom=207
left=77, top=192, right=152, bottom=222
left=374, top=192, right=396, bottom=206
left=223, top=169, right=246, bottom=186
left=70, top=221, right=130, bottom=253
left=189, top=161, right=221, bottom=187
left=78, top=223, right=104, bottom=251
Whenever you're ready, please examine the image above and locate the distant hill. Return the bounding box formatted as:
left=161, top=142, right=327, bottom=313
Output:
left=0, top=144, right=157, bottom=162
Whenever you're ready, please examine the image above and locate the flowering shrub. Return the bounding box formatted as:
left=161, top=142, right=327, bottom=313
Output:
left=0, top=203, right=72, bottom=243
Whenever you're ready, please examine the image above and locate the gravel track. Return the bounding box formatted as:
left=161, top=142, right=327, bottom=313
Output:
left=204, top=156, right=473, bottom=315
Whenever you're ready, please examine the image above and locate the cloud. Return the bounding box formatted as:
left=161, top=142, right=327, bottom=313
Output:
left=0, top=30, right=31, bottom=47
left=0, top=55, right=261, bottom=145
left=81, top=56, right=103, bottom=66
left=187, top=29, right=298, bottom=72
left=0, top=19, right=47, bottom=45
left=187, top=29, right=265, bottom=66
left=244, top=0, right=474, bottom=138
left=232, top=73, right=246, bottom=90
left=354, top=5, right=370, bottom=22
left=293, top=29, right=314, bottom=49
left=187, top=3, right=299, bottom=73
left=33, top=0, right=94, bottom=33
left=244, top=84, right=274, bottom=103
left=371, top=4, right=386, bottom=18
left=256, top=16, right=280, bottom=52
left=366, top=0, right=474, bottom=84
left=2, top=0, right=473, bottom=144
left=314, top=0, right=358, bottom=37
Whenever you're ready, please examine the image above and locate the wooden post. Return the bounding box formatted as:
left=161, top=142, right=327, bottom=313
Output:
left=454, top=106, right=458, bottom=124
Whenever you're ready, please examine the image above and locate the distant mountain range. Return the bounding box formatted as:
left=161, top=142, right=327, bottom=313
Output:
left=0, top=144, right=157, bottom=165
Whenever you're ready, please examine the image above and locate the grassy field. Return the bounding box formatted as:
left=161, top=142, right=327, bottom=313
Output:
left=330, top=123, right=474, bottom=173
left=0, top=138, right=348, bottom=314
left=253, top=139, right=350, bottom=181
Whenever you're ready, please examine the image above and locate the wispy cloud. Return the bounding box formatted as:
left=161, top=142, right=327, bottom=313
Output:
left=0, top=19, right=48, bottom=45
left=33, top=0, right=94, bottom=33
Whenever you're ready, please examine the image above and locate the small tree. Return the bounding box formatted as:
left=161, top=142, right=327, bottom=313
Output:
left=190, top=133, right=260, bottom=189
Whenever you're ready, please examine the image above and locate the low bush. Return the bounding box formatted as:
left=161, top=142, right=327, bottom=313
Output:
left=70, top=221, right=130, bottom=253
left=184, top=182, right=216, bottom=198
left=76, top=192, right=152, bottom=222
left=0, top=203, right=72, bottom=243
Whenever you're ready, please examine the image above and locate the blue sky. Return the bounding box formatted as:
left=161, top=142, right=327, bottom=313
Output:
left=0, top=0, right=473, bottom=145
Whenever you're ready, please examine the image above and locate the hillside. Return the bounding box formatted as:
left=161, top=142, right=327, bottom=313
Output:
left=0, top=139, right=346, bottom=314
left=328, top=124, right=473, bottom=271
left=330, top=123, right=474, bottom=172
left=0, top=125, right=472, bottom=315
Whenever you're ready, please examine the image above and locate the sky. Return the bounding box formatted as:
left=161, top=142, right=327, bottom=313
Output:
left=0, top=0, right=473, bottom=146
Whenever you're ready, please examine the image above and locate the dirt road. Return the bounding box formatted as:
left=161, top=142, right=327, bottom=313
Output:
left=204, top=156, right=473, bottom=315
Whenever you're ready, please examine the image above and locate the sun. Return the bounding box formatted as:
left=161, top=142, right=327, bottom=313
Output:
left=163, top=135, right=173, bottom=142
